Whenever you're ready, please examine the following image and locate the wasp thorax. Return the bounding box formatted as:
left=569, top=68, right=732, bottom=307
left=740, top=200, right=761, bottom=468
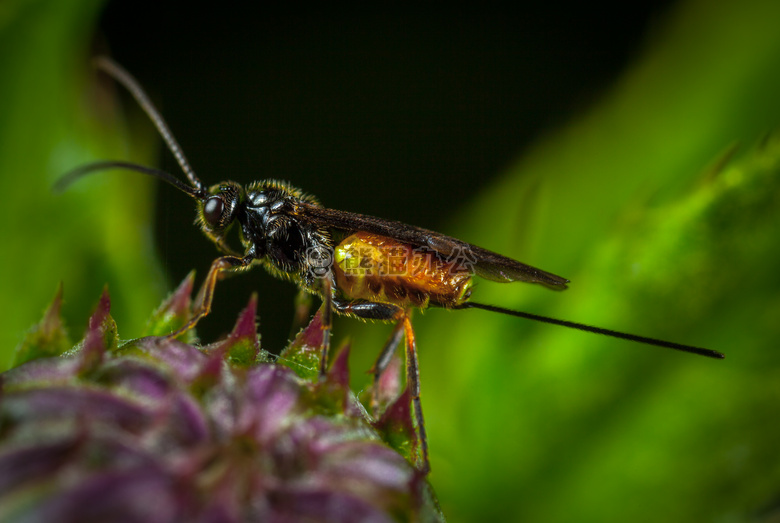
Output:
left=236, top=181, right=331, bottom=277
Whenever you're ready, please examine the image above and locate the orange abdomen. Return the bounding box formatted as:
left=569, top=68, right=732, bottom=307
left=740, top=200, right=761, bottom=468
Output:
left=332, top=232, right=472, bottom=309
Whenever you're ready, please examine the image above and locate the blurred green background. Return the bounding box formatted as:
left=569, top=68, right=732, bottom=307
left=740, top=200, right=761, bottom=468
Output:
left=2, top=1, right=780, bottom=522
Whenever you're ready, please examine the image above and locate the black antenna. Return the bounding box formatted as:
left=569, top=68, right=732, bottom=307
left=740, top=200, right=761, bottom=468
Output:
left=54, top=160, right=200, bottom=197
left=455, top=302, right=724, bottom=359
left=93, top=57, right=204, bottom=192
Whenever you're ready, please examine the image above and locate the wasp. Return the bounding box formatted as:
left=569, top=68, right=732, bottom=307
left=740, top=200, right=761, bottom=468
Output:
left=58, top=58, right=724, bottom=474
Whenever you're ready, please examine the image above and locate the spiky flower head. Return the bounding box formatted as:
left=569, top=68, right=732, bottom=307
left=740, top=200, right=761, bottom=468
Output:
left=0, top=275, right=443, bottom=522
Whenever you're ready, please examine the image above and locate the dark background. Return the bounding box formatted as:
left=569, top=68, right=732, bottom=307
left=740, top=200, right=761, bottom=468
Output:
left=97, top=2, right=674, bottom=350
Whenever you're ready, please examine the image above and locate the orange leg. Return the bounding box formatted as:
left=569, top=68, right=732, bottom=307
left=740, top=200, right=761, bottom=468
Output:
left=401, top=313, right=429, bottom=474
left=169, top=255, right=252, bottom=338
left=319, top=296, right=431, bottom=473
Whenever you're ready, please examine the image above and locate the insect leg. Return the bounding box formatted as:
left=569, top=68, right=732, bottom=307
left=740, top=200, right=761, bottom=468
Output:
left=319, top=277, right=334, bottom=376
left=400, top=313, right=430, bottom=474
left=321, top=296, right=401, bottom=376
left=370, top=322, right=405, bottom=414
left=169, top=255, right=252, bottom=337
left=331, top=299, right=430, bottom=473
left=290, top=288, right=314, bottom=340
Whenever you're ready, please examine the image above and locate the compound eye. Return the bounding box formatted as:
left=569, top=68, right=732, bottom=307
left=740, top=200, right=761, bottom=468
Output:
left=203, top=196, right=224, bottom=227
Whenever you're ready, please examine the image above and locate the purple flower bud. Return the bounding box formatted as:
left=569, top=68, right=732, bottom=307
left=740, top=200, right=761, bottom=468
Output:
left=0, top=281, right=444, bottom=522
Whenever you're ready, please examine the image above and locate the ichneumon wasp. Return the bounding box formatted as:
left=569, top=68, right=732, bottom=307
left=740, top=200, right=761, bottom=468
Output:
left=57, top=57, right=724, bottom=474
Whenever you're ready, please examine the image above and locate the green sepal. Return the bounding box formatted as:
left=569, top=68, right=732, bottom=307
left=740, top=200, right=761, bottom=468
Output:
left=143, top=271, right=196, bottom=343
left=12, top=284, right=72, bottom=368
left=76, top=286, right=118, bottom=375
left=278, top=310, right=325, bottom=380
left=374, top=387, right=417, bottom=465
left=204, top=293, right=269, bottom=368
left=309, top=342, right=363, bottom=418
